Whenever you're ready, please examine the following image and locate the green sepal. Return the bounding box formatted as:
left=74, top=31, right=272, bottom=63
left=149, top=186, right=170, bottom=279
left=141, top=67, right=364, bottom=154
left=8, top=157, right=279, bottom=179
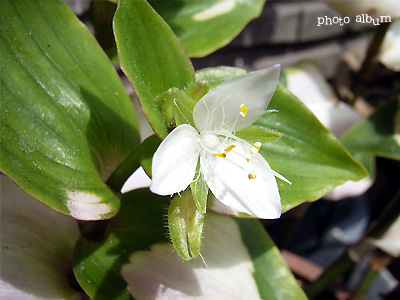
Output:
left=190, top=162, right=209, bottom=214
left=173, top=89, right=197, bottom=127
left=168, top=190, right=205, bottom=261
left=236, top=125, right=281, bottom=145
left=183, top=81, right=210, bottom=102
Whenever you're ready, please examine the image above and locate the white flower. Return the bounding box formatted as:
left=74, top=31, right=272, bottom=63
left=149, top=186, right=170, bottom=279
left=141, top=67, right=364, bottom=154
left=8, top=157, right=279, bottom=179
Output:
left=371, top=216, right=400, bottom=257
left=150, top=65, right=290, bottom=219
left=380, top=19, right=400, bottom=72
left=322, top=0, right=400, bottom=19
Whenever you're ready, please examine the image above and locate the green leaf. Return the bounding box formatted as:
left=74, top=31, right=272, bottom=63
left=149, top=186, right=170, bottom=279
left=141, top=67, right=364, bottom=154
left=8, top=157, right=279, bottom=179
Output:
left=113, top=0, right=194, bottom=138
left=236, top=125, right=281, bottom=145
left=168, top=190, right=205, bottom=260
left=341, top=98, right=400, bottom=160
left=0, top=0, right=139, bottom=220
left=196, top=66, right=247, bottom=88
left=195, top=67, right=367, bottom=213
left=149, top=0, right=266, bottom=57
left=73, top=188, right=305, bottom=300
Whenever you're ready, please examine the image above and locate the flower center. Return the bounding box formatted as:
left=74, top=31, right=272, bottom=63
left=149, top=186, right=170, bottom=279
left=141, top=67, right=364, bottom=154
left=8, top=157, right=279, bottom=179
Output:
left=200, top=133, right=220, bottom=149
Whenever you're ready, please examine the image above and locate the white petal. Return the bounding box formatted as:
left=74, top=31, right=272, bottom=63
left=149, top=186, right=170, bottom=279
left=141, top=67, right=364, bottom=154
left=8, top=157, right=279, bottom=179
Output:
left=380, top=20, right=400, bottom=72
left=284, top=61, right=362, bottom=138
left=324, top=178, right=373, bottom=201
left=200, top=138, right=281, bottom=219
left=322, top=0, right=400, bottom=19
left=371, top=217, right=400, bottom=257
left=121, top=166, right=152, bottom=193
left=193, top=65, right=280, bottom=132
left=121, top=214, right=261, bottom=299
left=150, top=124, right=201, bottom=195
left=1, top=175, right=81, bottom=300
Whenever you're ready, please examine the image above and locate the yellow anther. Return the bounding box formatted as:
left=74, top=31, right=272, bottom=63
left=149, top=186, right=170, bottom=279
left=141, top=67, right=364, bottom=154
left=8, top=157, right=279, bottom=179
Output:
left=225, top=145, right=236, bottom=152
left=251, top=142, right=262, bottom=154
left=213, top=152, right=226, bottom=158
left=240, top=104, right=247, bottom=117
left=248, top=170, right=257, bottom=180
left=244, top=154, right=251, bottom=162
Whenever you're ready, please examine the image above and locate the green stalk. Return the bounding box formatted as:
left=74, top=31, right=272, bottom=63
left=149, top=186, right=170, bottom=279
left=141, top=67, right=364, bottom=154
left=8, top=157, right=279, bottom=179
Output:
left=304, top=251, right=354, bottom=299
left=350, top=23, right=391, bottom=105
left=351, top=249, right=393, bottom=300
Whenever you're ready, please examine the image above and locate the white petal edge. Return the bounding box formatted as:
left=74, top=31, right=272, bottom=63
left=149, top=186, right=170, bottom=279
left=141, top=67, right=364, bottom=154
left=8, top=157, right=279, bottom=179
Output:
left=322, top=0, right=400, bottom=19
left=200, top=139, right=282, bottom=219
left=380, top=20, right=400, bottom=72
left=371, top=216, right=400, bottom=257
left=284, top=60, right=362, bottom=138
left=150, top=124, right=201, bottom=195
left=121, top=214, right=261, bottom=299
left=121, top=166, right=152, bottom=193
left=193, top=65, right=280, bottom=133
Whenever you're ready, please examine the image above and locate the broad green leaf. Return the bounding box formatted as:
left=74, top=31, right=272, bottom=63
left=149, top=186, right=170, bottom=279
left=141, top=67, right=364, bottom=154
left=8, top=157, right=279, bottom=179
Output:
left=196, top=66, right=247, bottom=88
left=73, top=188, right=306, bottom=300
left=195, top=67, right=367, bottom=213
left=113, top=0, right=194, bottom=138
left=1, top=175, right=83, bottom=299
left=149, top=0, right=266, bottom=57
left=168, top=190, right=205, bottom=260
left=0, top=0, right=139, bottom=220
left=341, top=98, right=400, bottom=160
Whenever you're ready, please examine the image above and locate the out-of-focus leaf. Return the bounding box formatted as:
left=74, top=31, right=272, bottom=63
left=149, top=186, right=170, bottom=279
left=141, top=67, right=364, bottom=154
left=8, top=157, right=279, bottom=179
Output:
left=341, top=98, right=400, bottom=160
left=0, top=0, right=139, bottom=220
left=149, top=0, right=266, bottom=57
left=113, top=0, right=194, bottom=138
left=74, top=188, right=306, bottom=300
left=0, top=175, right=82, bottom=300
left=196, top=67, right=367, bottom=214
